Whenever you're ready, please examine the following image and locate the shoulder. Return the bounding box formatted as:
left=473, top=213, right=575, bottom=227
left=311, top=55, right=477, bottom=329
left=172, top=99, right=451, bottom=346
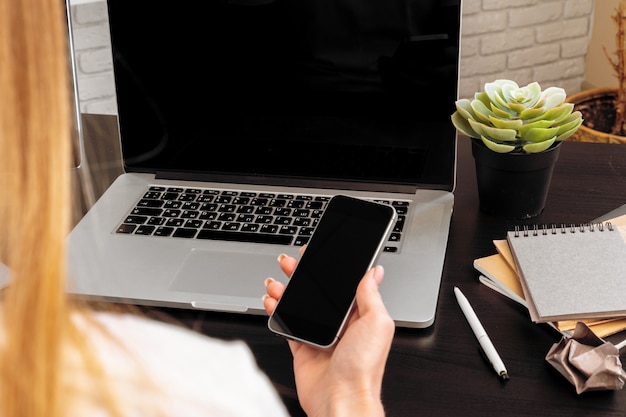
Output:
left=72, top=311, right=289, bottom=417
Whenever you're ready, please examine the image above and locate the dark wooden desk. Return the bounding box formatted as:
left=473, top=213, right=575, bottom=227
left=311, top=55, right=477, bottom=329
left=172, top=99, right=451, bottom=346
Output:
left=80, top=114, right=626, bottom=417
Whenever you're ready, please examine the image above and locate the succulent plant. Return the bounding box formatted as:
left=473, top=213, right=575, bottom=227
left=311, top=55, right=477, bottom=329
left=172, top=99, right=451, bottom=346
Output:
left=451, top=79, right=583, bottom=153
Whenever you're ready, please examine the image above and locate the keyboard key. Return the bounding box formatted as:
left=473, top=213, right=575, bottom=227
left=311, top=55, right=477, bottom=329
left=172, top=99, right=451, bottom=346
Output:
left=154, top=226, right=174, bottom=236
left=173, top=228, right=197, bottom=238
left=136, top=225, right=155, bottom=235
left=137, top=199, right=164, bottom=208
left=204, top=221, right=222, bottom=230
left=161, top=192, right=180, bottom=200
left=124, top=215, right=147, bottom=224
left=163, top=209, right=181, bottom=217
left=164, top=200, right=182, bottom=209
left=241, top=223, right=260, bottom=232
left=197, top=230, right=292, bottom=245
left=166, top=218, right=185, bottom=227
left=132, top=207, right=162, bottom=216
left=294, top=236, right=310, bottom=246
left=184, top=219, right=203, bottom=228
left=222, top=222, right=241, bottom=231
left=279, top=226, right=298, bottom=235
left=260, top=224, right=279, bottom=234
left=116, top=224, right=137, bottom=234
left=147, top=217, right=166, bottom=225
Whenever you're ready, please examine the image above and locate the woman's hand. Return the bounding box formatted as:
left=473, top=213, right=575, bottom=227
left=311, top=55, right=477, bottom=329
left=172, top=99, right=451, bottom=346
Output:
left=263, top=252, right=394, bottom=417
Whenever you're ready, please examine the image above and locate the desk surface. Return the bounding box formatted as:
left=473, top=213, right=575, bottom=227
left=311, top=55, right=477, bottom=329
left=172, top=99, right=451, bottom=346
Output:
left=80, top=114, right=626, bottom=417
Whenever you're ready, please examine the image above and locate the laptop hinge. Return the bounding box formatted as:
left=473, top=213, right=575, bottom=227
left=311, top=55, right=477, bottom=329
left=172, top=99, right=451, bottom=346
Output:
left=155, top=171, right=419, bottom=194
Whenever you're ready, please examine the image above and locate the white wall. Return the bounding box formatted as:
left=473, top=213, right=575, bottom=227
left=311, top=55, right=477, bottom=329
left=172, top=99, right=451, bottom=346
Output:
left=69, top=0, right=595, bottom=114
left=583, top=0, right=619, bottom=89
left=458, top=0, right=593, bottom=98
left=69, top=1, right=116, bottom=114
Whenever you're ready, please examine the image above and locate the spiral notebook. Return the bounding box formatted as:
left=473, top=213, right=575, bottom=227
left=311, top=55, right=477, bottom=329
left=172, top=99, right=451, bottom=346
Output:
left=506, top=223, right=626, bottom=323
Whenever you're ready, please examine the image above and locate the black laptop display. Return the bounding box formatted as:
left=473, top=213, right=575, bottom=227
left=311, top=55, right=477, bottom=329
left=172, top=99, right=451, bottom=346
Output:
left=108, top=0, right=459, bottom=190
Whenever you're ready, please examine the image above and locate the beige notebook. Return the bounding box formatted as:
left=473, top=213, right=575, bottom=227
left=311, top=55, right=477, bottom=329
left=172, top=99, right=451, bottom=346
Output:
left=507, top=223, right=626, bottom=323
left=474, top=249, right=626, bottom=338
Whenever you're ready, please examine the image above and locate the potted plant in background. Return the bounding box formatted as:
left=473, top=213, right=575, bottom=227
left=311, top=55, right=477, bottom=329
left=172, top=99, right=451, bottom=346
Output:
left=451, top=79, right=583, bottom=219
left=567, top=0, right=626, bottom=144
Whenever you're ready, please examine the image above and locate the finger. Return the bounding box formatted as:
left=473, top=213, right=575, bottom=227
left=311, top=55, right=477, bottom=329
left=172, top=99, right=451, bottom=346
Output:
left=262, top=293, right=278, bottom=315
left=263, top=277, right=285, bottom=314
left=264, top=277, right=285, bottom=300
left=356, top=265, right=388, bottom=315
left=355, top=266, right=395, bottom=346
left=346, top=266, right=386, bottom=324
left=277, top=253, right=298, bottom=277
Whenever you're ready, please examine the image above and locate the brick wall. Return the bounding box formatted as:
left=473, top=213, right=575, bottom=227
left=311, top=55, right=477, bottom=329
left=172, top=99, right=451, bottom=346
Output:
left=70, top=1, right=116, bottom=114
left=69, top=0, right=594, bottom=114
left=459, top=0, right=593, bottom=99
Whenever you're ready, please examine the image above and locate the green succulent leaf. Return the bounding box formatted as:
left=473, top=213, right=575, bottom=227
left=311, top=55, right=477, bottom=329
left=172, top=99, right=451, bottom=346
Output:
left=470, top=99, right=495, bottom=124
left=490, top=103, right=512, bottom=118
left=474, top=91, right=491, bottom=105
left=555, top=112, right=584, bottom=141
left=522, top=127, right=559, bottom=143
left=451, top=111, right=479, bottom=138
left=454, top=99, right=476, bottom=121
left=555, top=112, right=583, bottom=134
left=485, top=82, right=509, bottom=106
left=506, top=102, right=526, bottom=114
left=541, top=87, right=567, bottom=110
left=535, top=103, right=575, bottom=124
left=523, top=137, right=556, bottom=153
left=519, top=107, right=546, bottom=120
left=481, top=136, right=516, bottom=153
left=469, top=119, right=517, bottom=141
left=518, top=120, right=554, bottom=137
left=522, top=82, right=542, bottom=104
left=488, top=116, right=523, bottom=130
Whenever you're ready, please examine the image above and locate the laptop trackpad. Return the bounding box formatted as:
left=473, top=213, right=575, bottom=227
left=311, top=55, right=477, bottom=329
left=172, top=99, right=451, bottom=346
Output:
left=169, top=249, right=277, bottom=298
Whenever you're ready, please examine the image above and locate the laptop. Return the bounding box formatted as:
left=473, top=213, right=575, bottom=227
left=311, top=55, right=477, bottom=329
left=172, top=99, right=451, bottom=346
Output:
left=67, top=0, right=461, bottom=328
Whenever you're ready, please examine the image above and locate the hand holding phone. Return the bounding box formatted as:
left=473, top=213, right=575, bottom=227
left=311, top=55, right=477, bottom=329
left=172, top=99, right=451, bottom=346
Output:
left=267, top=194, right=396, bottom=348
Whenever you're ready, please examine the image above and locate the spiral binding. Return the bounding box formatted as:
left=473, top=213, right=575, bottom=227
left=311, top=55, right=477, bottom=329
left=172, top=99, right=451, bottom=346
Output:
left=512, top=222, right=614, bottom=238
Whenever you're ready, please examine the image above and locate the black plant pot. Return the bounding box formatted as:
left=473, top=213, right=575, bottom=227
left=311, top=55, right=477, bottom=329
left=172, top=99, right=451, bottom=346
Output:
left=471, top=139, right=561, bottom=219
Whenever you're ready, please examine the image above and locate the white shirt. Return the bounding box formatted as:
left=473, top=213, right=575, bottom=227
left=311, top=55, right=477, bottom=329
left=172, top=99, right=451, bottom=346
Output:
left=68, top=311, right=290, bottom=417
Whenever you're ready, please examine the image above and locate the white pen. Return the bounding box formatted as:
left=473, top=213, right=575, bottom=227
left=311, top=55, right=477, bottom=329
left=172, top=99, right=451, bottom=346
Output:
left=454, top=286, right=509, bottom=380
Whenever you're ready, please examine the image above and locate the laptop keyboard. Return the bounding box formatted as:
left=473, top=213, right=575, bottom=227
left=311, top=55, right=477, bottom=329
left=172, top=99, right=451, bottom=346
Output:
left=115, top=186, right=408, bottom=253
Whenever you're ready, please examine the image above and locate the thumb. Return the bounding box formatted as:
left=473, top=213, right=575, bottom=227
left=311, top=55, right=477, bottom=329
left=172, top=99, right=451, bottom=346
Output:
left=355, top=265, right=386, bottom=314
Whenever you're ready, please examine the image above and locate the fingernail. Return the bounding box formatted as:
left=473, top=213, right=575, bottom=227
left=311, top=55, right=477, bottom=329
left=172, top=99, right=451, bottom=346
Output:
left=277, top=253, right=287, bottom=263
left=264, top=277, right=274, bottom=287
left=262, top=294, right=269, bottom=302
left=371, top=265, right=384, bottom=284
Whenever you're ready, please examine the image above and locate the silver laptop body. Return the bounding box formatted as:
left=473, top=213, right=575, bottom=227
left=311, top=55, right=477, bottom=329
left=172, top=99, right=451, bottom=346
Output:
left=67, top=0, right=461, bottom=328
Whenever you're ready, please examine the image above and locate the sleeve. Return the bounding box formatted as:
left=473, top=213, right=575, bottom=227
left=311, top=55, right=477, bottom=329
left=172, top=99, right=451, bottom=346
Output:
left=79, top=312, right=291, bottom=417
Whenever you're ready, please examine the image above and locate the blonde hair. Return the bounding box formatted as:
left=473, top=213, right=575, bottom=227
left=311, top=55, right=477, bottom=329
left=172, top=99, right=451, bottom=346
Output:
left=0, top=0, right=118, bottom=416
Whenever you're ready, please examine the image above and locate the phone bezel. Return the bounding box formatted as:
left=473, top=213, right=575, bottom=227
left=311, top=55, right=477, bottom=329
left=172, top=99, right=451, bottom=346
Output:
left=267, top=195, right=396, bottom=348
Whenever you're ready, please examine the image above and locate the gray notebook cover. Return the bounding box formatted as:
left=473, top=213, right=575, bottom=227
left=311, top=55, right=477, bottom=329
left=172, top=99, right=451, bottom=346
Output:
left=507, top=224, right=626, bottom=323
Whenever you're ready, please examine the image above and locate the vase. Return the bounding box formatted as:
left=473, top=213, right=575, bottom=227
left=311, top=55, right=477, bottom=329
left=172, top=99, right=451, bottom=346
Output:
left=471, top=139, right=561, bottom=219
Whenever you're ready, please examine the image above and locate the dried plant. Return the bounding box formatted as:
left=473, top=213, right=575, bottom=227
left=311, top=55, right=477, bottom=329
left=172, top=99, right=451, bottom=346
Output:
left=602, top=0, right=626, bottom=135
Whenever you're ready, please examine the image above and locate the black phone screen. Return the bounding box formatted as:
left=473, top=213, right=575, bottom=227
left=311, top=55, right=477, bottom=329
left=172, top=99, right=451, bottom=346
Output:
left=268, top=195, right=395, bottom=348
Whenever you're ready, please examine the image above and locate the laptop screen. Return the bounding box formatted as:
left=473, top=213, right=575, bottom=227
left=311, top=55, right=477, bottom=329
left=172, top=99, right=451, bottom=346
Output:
left=106, top=0, right=460, bottom=190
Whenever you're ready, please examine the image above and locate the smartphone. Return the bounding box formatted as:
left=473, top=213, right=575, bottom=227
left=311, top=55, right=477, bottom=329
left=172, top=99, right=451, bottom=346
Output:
left=267, top=194, right=397, bottom=348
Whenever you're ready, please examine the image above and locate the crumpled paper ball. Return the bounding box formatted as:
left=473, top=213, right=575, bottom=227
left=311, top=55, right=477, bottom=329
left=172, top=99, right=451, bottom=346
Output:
left=546, top=322, right=625, bottom=394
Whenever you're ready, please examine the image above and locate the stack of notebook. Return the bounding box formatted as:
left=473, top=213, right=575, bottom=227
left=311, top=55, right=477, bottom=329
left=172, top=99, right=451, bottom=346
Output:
left=474, top=214, right=626, bottom=338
